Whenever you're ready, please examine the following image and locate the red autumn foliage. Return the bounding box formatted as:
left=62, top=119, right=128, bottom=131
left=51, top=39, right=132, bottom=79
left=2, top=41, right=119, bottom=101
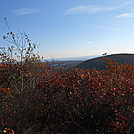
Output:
left=0, top=56, right=133, bottom=134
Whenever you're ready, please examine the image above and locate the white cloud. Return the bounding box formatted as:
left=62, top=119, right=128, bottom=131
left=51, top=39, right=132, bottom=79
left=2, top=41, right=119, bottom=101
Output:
left=92, top=26, right=115, bottom=31
left=115, top=13, right=134, bottom=18
left=65, top=5, right=114, bottom=15
left=13, top=8, right=38, bottom=16
left=85, top=41, right=94, bottom=48
left=65, top=1, right=134, bottom=15
left=119, top=1, right=134, bottom=7
left=88, top=41, right=94, bottom=44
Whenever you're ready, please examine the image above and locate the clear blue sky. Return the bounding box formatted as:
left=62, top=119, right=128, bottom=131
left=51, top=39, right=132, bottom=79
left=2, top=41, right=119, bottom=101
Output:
left=0, top=0, right=134, bottom=59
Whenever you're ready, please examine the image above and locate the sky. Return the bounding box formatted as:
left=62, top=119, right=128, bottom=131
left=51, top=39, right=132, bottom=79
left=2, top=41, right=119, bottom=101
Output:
left=0, top=0, right=134, bottom=59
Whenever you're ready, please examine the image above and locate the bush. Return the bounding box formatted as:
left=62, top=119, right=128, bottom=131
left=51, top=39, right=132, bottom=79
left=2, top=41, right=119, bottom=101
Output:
left=0, top=55, right=133, bottom=134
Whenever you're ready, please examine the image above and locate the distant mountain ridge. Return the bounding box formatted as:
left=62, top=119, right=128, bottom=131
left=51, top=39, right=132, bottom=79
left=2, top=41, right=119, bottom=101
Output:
left=46, top=60, right=83, bottom=67
left=75, top=53, right=134, bottom=70
left=46, top=55, right=99, bottom=61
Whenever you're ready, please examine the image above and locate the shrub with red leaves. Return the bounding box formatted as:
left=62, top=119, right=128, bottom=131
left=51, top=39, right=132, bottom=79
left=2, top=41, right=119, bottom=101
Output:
left=0, top=54, right=133, bottom=134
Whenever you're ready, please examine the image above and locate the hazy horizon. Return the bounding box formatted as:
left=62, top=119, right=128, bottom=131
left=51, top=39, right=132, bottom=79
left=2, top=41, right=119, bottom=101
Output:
left=0, top=0, right=134, bottom=59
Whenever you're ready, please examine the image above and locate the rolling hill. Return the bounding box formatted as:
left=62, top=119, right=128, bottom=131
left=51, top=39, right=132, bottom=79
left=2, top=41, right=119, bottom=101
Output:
left=75, top=53, right=134, bottom=70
